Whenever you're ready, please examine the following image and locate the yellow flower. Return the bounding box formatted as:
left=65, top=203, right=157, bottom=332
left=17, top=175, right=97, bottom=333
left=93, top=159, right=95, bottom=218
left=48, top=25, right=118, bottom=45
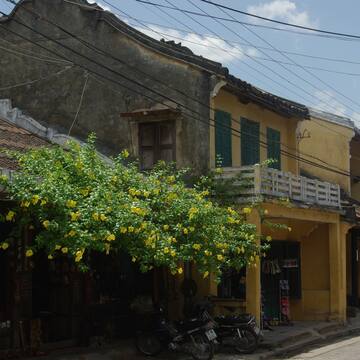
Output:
left=32, top=195, right=40, bottom=205
left=177, top=267, right=183, bottom=275
left=55, top=245, right=61, bottom=250
left=120, top=227, right=127, bottom=234
left=26, top=249, right=33, bottom=257
left=188, top=207, right=199, bottom=220
left=41, top=199, right=47, bottom=206
left=131, top=207, right=147, bottom=216
left=128, top=226, right=134, bottom=233
left=143, top=191, right=150, bottom=198
left=43, top=220, right=50, bottom=229
left=167, top=175, right=175, bottom=183
left=1, top=242, right=9, bottom=250
left=288, top=227, right=292, bottom=232
left=204, top=250, right=212, bottom=256
left=106, top=233, right=116, bottom=242
left=171, top=237, right=177, bottom=243
left=70, top=211, right=80, bottom=221
left=153, top=189, right=160, bottom=195
left=217, top=254, right=224, bottom=261
left=203, top=271, right=209, bottom=279
left=66, top=200, right=77, bottom=208
left=67, top=230, right=76, bottom=237
left=80, top=188, right=90, bottom=196
left=170, top=249, right=176, bottom=257
left=164, top=247, right=170, bottom=254
left=61, top=247, right=68, bottom=254
left=266, top=236, right=272, bottom=241
left=48, top=254, right=53, bottom=260
left=121, top=149, right=129, bottom=158
left=163, top=225, right=169, bottom=231
left=92, top=213, right=99, bottom=221
left=215, top=167, right=223, bottom=174
left=243, top=207, right=252, bottom=214
left=192, top=244, right=201, bottom=251
left=21, top=201, right=30, bottom=208
left=189, top=227, right=195, bottom=232
left=5, top=211, right=15, bottom=222
left=100, top=214, right=107, bottom=221
left=183, top=228, right=189, bottom=235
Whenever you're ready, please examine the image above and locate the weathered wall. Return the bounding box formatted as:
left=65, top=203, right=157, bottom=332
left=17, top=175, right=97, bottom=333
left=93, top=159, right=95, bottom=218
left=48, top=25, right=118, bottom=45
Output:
left=0, top=0, right=212, bottom=172
left=299, top=116, right=354, bottom=193
left=350, top=137, right=360, bottom=201
left=211, top=88, right=300, bottom=174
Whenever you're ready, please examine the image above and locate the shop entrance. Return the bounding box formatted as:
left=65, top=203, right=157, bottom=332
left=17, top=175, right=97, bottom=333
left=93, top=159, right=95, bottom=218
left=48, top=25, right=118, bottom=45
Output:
left=261, top=241, right=301, bottom=325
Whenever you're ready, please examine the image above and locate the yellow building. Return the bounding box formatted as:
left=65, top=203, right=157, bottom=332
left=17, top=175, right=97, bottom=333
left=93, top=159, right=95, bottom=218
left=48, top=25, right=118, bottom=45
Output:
left=193, top=85, right=353, bottom=324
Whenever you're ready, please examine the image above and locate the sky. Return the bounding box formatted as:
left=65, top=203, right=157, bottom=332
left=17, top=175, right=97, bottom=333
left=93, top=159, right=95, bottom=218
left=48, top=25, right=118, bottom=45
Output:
left=2, top=0, right=360, bottom=124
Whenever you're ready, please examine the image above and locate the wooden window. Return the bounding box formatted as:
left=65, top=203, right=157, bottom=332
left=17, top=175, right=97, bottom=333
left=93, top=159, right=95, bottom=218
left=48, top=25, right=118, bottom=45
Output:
left=139, top=121, right=175, bottom=170
left=267, top=127, right=281, bottom=170
left=241, top=118, right=260, bottom=166
left=215, top=110, right=232, bottom=167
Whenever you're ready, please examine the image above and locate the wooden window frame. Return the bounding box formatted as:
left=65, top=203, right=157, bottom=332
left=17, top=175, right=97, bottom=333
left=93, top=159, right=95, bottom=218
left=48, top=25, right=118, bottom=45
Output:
left=138, top=120, right=176, bottom=170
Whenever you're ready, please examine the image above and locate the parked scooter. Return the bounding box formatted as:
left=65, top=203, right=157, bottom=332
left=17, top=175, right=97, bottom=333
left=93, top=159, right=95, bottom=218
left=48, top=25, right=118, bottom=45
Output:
left=196, top=301, right=260, bottom=354
left=135, top=307, right=217, bottom=360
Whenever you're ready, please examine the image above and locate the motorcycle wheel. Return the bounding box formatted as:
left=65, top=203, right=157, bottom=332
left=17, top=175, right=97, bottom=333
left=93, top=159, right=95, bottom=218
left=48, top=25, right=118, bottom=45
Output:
left=188, top=333, right=214, bottom=360
left=234, top=327, right=258, bottom=354
left=136, top=333, right=163, bottom=356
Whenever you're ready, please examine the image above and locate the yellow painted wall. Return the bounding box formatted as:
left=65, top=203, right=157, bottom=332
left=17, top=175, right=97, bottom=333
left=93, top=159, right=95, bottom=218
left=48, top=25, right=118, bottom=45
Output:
left=350, top=138, right=360, bottom=201
left=211, top=89, right=300, bottom=174
left=298, top=116, right=354, bottom=193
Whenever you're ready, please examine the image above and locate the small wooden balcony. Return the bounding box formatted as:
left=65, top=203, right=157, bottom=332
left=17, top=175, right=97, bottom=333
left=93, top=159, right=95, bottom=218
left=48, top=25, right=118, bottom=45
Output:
left=221, top=165, right=341, bottom=209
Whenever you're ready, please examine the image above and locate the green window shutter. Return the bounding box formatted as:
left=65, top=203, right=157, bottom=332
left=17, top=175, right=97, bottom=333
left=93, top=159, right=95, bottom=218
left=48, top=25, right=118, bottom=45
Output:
left=267, top=127, right=281, bottom=170
left=241, top=118, right=260, bottom=166
left=215, top=110, right=232, bottom=167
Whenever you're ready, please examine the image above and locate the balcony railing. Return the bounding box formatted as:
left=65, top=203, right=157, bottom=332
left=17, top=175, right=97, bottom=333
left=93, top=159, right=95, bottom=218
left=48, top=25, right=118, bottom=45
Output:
left=221, top=165, right=341, bottom=209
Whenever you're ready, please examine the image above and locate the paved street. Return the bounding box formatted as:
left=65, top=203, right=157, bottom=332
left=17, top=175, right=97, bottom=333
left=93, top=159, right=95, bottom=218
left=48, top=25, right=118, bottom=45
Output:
left=286, top=335, right=360, bottom=360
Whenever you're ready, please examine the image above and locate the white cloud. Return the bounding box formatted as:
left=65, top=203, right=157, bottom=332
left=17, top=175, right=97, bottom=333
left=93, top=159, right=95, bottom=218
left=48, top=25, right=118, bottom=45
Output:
left=247, top=0, right=315, bottom=28
left=314, top=90, right=347, bottom=117
left=313, top=90, right=360, bottom=126
left=135, top=24, right=249, bottom=64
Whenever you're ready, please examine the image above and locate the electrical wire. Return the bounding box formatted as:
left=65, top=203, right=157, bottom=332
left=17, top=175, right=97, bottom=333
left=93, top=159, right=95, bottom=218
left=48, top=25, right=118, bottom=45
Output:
left=197, top=0, right=360, bottom=40
left=0, top=8, right=351, bottom=177
left=208, top=2, right=360, bottom=113
left=0, top=65, right=73, bottom=91
left=134, top=0, right=360, bottom=43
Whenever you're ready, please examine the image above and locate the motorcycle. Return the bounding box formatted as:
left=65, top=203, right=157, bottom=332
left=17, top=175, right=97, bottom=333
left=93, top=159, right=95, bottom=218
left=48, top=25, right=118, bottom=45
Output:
left=196, top=301, right=260, bottom=354
left=135, top=307, right=217, bottom=360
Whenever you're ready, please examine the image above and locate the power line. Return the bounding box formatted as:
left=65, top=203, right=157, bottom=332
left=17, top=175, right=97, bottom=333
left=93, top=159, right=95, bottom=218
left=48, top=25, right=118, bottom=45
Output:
left=134, top=0, right=360, bottom=42
left=0, top=9, right=351, bottom=177
left=151, top=0, right=356, bottom=122
left=7, top=0, right=352, bottom=171
left=208, top=2, right=360, bottom=113
left=0, top=66, right=73, bottom=91
left=197, top=0, right=360, bottom=40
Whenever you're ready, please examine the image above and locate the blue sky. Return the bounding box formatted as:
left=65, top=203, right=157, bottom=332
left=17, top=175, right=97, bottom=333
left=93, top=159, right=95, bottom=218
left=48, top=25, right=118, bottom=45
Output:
left=2, top=0, right=360, bottom=123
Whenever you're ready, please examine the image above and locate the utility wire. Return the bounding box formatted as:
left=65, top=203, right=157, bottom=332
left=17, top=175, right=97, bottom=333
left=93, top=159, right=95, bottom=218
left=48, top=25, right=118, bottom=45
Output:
left=0, top=66, right=73, bottom=91
left=208, top=1, right=360, bottom=113
left=67, top=71, right=89, bottom=136
left=135, top=0, right=360, bottom=43
left=155, top=0, right=354, bottom=120
left=99, top=11, right=360, bottom=66
left=197, top=0, right=360, bottom=40
left=0, top=3, right=351, bottom=173
left=0, top=9, right=351, bottom=177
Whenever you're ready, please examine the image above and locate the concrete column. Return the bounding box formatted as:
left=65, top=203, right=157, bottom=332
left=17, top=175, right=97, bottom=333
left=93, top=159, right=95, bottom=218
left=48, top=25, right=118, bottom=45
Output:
left=246, top=211, right=261, bottom=324
left=329, top=220, right=348, bottom=323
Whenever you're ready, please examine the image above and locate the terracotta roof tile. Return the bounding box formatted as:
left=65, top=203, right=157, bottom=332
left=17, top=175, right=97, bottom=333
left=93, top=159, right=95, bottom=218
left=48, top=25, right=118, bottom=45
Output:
left=0, top=116, right=49, bottom=169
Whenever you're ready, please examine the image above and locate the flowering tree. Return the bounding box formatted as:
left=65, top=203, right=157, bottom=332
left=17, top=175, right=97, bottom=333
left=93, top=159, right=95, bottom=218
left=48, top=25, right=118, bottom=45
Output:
left=0, top=135, right=266, bottom=278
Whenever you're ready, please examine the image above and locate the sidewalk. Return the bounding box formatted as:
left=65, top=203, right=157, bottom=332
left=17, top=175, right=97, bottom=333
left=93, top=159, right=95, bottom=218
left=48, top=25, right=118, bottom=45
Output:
left=17, top=315, right=360, bottom=360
